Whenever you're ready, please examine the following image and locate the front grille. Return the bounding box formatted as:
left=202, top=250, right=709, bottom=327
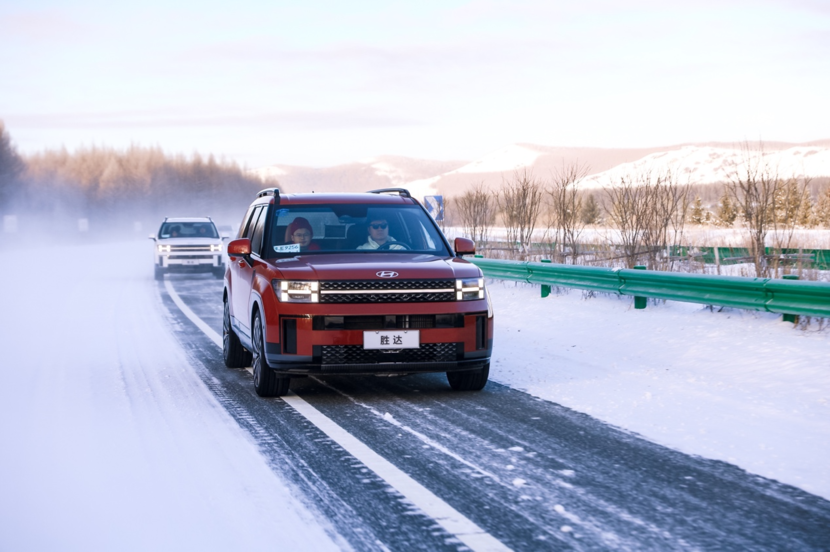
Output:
left=320, top=279, right=455, bottom=303
left=169, top=255, right=214, bottom=260
left=313, top=314, right=464, bottom=330
left=321, top=343, right=458, bottom=364
left=169, top=245, right=214, bottom=252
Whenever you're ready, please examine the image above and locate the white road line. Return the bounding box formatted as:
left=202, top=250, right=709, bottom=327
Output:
left=164, top=278, right=222, bottom=347
left=164, top=279, right=512, bottom=552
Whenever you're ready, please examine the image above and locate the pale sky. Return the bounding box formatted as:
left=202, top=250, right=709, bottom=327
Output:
left=1, top=0, right=828, bottom=168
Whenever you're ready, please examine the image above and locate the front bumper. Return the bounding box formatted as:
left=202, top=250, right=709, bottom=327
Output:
left=260, top=305, right=493, bottom=375
left=157, top=254, right=223, bottom=270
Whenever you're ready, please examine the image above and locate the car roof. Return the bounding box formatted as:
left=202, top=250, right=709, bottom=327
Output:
left=258, top=192, right=419, bottom=206
left=163, top=217, right=214, bottom=223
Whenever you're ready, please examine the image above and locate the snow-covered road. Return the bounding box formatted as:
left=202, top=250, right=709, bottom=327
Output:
left=1, top=239, right=829, bottom=551
left=0, top=242, right=343, bottom=551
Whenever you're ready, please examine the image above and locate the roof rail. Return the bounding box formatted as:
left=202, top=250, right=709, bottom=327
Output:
left=367, top=188, right=411, bottom=198
left=257, top=188, right=281, bottom=198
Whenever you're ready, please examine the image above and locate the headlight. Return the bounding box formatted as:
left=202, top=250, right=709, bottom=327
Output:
left=274, top=280, right=319, bottom=303
left=210, top=244, right=223, bottom=252
left=456, top=278, right=484, bottom=301
left=157, top=244, right=171, bottom=253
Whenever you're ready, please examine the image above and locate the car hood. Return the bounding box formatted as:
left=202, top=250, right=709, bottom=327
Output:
left=269, top=253, right=482, bottom=281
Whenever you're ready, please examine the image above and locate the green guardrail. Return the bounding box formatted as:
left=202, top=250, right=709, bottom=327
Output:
left=469, top=257, right=830, bottom=320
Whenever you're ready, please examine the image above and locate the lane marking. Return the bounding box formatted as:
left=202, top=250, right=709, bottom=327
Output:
left=315, top=379, right=501, bottom=482
left=164, top=279, right=222, bottom=347
left=164, top=279, right=512, bottom=552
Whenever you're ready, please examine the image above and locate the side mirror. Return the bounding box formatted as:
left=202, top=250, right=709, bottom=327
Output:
left=228, top=238, right=252, bottom=258
left=148, top=234, right=156, bottom=241
left=221, top=234, right=230, bottom=241
left=454, top=237, right=475, bottom=257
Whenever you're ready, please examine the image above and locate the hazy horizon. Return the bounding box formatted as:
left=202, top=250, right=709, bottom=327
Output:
left=3, top=0, right=829, bottom=168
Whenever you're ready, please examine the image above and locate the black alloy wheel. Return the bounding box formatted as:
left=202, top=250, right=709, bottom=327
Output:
left=252, top=311, right=290, bottom=397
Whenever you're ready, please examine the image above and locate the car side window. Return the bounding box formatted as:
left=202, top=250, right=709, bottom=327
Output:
left=241, top=205, right=261, bottom=240
left=250, top=206, right=268, bottom=256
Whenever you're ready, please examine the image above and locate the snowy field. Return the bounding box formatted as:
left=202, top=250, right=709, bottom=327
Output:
left=0, top=239, right=828, bottom=549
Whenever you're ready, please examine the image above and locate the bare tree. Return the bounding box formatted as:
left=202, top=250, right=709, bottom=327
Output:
left=604, top=168, right=689, bottom=269
left=546, top=162, right=590, bottom=264
left=454, top=182, right=496, bottom=250
left=726, top=142, right=782, bottom=277
left=500, top=169, right=544, bottom=259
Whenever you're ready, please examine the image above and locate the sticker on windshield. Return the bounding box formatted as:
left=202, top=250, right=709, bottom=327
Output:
left=274, top=208, right=289, bottom=218
left=274, top=243, right=301, bottom=253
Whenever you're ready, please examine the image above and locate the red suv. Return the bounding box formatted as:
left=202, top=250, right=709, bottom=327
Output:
left=222, top=188, right=494, bottom=397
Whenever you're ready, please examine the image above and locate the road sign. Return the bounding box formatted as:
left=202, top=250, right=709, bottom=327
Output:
left=424, top=195, right=444, bottom=221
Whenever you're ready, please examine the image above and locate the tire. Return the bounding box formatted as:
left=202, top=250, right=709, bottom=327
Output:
left=223, top=299, right=252, bottom=368
left=251, top=311, right=290, bottom=397
left=213, top=266, right=225, bottom=280
left=154, top=265, right=165, bottom=281
left=447, top=363, right=490, bottom=391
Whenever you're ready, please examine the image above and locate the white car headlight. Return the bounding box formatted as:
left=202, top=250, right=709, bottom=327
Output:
left=274, top=280, right=319, bottom=303
left=157, top=244, right=171, bottom=253
left=210, top=244, right=223, bottom=252
left=456, top=278, right=484, bottom=301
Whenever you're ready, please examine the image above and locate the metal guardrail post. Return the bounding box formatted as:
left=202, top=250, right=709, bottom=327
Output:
left=633, top=265, right=647, bottom=309
left=540, top=259, right=552, bottom=297
left=782, top=274, right=799, bottom=323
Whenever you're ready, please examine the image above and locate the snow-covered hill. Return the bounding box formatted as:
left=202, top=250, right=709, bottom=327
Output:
left=579, top=144, right=830, bottom=189
left=251, top=140, right=830, bottom=198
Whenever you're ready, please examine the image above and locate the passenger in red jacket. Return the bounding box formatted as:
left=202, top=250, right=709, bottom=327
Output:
left=285, top=217, right=320, bottom=251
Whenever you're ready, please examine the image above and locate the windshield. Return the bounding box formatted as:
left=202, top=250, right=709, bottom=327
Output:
left=159, top=221, right=219, bottom=239
left=263, top=203, right=450, bottom=258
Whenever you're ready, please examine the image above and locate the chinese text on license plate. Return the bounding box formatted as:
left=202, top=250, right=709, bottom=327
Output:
left=363, top=330, right=420, bottom=349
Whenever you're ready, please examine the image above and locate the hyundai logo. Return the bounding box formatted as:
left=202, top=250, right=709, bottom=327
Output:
left=376, top=271, right=399, bottom=278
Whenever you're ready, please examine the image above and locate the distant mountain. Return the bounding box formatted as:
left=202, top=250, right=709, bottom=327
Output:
left=251, top=140, right=830, bottom=198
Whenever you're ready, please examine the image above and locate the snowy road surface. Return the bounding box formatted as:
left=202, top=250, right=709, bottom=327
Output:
left=1, top=240, right=829, bottom=551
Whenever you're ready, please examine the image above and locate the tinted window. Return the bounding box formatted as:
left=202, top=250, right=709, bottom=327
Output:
left=263, top=204, right=450, bottom=258
left=242, top=206, right=263, bottom=240
left=250, top=206, right=268, bottom=256
left=159, top=222, right=218, bottom=239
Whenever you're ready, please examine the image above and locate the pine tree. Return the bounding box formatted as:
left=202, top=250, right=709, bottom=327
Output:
left=580, top=193, right=600, bottom=225
left=689, top=196, right=705, bottom=224
left=798, top=193, right=815, bottom=228
left=816, top=187, right=830, bottom=228
left=0, top=120, right=25, bottom=211
left=717, top=191, right=737, bottom=227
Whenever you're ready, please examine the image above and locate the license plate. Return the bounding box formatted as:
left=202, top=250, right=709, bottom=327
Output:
left=182, top=260, right=199, bottom=265
left=363, top=330, right=420, bottom=349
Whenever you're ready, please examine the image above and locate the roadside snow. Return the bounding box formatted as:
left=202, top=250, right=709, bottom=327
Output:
left=0, top=241, right=342, bottom=552
left=488, top=281, right=830, bottom=499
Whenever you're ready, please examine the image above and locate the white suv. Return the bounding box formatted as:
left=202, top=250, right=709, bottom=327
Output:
left=150, top=217, right=226, bottom=280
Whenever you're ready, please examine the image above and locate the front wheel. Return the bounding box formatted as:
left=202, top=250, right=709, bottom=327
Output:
left=223, top=299, right=252, bottom=368
left=154, top=265, right=165, bottom=281
left=252, top=311, right=290, bottom=397
left=447, top=363, right=489, bottom=391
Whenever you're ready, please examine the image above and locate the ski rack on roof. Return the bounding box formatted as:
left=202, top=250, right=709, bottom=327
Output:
left=367, top=188, right=411, bottom=198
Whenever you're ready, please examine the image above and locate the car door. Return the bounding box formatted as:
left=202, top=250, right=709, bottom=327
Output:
left=230, top=205, right=265, bottom=339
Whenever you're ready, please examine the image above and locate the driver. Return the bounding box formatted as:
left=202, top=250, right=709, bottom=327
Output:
left=357, top=216, right=405, bottom=250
